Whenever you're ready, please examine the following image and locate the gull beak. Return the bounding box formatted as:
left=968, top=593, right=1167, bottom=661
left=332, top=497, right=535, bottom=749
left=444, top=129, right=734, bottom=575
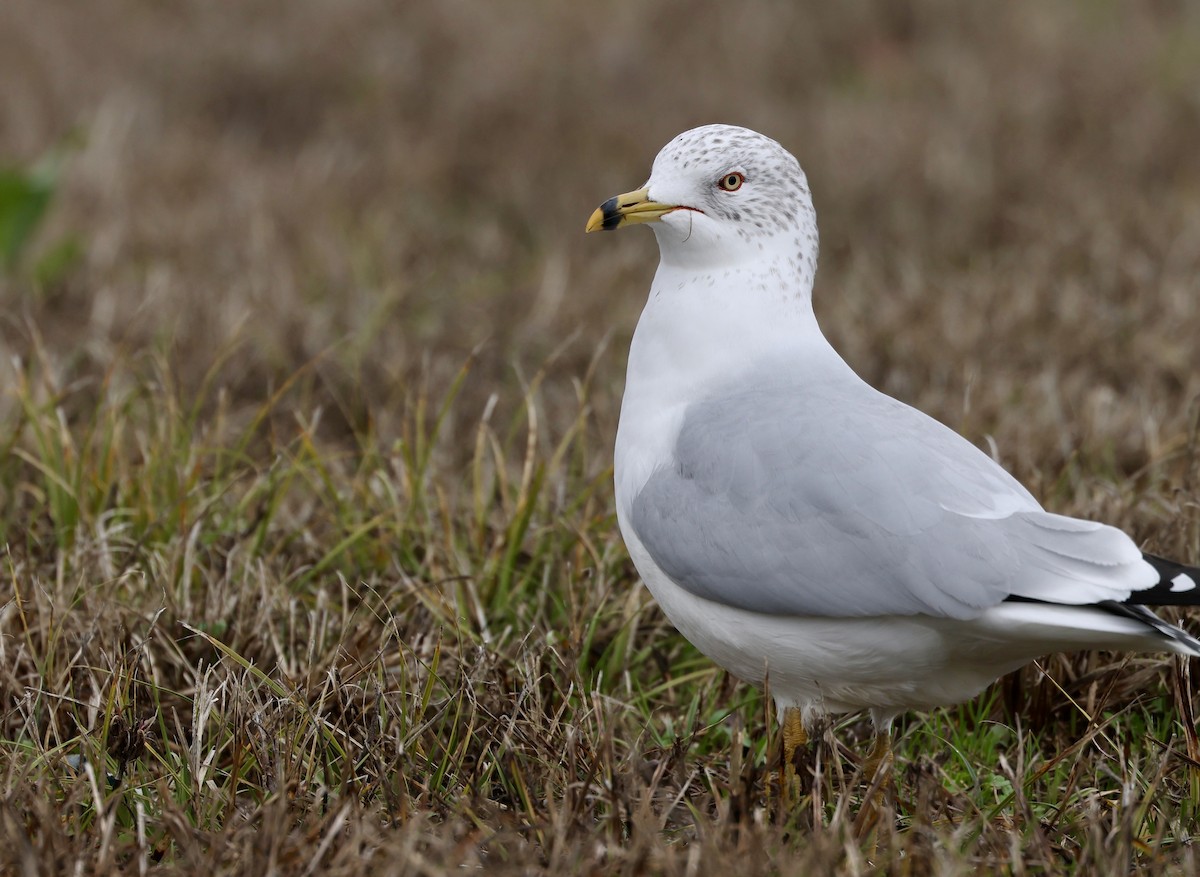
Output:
left=585, top=187, right=680, bottom=233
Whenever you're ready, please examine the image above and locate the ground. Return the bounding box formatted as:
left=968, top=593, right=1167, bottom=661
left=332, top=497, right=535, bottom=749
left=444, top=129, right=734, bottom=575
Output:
left=2, top=2, right=1200, bottom=874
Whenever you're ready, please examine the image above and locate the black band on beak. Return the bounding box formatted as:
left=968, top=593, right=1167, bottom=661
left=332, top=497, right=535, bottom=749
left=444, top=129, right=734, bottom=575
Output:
left=598, top=197, right=624, bottom=231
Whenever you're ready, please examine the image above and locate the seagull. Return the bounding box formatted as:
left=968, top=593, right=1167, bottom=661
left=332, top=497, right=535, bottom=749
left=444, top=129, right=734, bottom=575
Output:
left=586, top=124, right=1200, bottom=798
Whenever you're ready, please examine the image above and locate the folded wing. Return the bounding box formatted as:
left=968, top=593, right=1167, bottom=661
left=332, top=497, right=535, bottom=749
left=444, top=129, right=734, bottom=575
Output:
left=630, top=378, right=1158, bottom=619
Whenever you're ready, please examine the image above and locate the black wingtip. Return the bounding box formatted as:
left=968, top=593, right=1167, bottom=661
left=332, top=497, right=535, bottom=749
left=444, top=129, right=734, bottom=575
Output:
left=1125, top=554, right=1200, bottom=607
left=1111, top=553, right=1200, bottom=656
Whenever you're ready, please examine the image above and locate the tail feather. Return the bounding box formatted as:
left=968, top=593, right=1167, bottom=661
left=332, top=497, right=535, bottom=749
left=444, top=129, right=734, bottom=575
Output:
left=1004, top=552, right=1200, bottom=656
left=1097, top=600, right=1200, bottom=657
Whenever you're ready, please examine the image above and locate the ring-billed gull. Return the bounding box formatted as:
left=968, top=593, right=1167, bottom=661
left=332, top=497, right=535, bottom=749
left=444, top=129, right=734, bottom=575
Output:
left=586, top=123, right=1200, bottom=798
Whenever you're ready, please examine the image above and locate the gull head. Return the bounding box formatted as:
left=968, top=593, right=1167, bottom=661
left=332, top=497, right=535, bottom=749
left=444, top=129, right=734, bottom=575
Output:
left=587, top=124, right=818, bottom=273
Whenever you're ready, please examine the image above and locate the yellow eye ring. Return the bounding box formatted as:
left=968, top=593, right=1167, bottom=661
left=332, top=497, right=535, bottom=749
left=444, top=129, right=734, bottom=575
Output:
left=717, top=172, right=745, bottom=192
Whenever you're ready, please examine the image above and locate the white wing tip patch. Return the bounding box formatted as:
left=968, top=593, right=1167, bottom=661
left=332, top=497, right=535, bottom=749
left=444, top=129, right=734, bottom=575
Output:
left=1170, top=573, right=1197, bottom=593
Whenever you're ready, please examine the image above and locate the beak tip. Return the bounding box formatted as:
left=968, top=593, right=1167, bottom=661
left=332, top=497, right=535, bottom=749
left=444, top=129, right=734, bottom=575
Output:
left=585, top=206, right=608, bottom=234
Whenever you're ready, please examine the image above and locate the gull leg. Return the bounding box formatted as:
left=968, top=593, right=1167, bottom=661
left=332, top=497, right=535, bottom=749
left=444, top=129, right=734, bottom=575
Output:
left=854, top=717, right=895, bottom=837
left=780, top=706, right=809, bottom=813
left=861, top=730, right=895, bottom=799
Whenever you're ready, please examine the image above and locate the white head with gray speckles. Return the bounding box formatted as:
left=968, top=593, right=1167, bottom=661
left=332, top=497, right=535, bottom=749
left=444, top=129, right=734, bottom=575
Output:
left=642, top=125, right=818, bottom=289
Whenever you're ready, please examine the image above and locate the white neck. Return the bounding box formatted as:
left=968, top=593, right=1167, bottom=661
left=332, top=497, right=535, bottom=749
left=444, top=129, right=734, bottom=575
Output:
left=624, top=250, right=841, bottom=402
left=614, top=248, right=853, bottom=504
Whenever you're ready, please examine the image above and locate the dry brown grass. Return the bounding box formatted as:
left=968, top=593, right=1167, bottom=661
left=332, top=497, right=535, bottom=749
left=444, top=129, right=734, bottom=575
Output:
left=2, top=1, right=1200, bottom=874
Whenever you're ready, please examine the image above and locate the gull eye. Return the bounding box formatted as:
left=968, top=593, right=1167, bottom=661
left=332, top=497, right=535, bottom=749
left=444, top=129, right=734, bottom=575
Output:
left=717, top=172, right=745, bottom=192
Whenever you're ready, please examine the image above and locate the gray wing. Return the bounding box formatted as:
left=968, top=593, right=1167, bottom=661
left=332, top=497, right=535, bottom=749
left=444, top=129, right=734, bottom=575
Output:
left=629, top=380, right=1154, bottom=619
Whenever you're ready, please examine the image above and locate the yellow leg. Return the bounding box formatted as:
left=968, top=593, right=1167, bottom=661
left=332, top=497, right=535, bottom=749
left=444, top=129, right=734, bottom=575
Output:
left=781, top=706, right=808, bottom=811
left=861, top=730, right=894, bottom=790
left=854, top=729, right=895, bottom=836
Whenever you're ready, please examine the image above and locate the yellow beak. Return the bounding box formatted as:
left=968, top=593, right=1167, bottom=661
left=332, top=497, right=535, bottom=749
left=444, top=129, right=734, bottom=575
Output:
left=585, top=187, right=680, bottom=233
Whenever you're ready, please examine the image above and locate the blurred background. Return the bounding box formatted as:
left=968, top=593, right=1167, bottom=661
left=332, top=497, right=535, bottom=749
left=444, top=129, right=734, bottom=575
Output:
left=2, top=0, right=1199, bottom=492
left=3, top=7, right=1200, bottom=866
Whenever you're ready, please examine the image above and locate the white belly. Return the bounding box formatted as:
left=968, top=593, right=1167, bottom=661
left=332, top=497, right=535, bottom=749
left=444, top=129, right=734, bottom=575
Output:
left=617, top=510, right=1165, bottom=720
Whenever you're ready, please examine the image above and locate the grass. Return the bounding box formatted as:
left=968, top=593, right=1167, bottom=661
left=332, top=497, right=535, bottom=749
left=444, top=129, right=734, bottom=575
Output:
left=2, top=1, right=1200, bottom=873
